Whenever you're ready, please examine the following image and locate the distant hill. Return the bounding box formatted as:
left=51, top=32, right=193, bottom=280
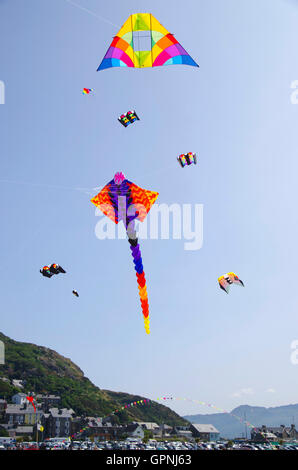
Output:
left=184, top=404, right=298, bottom=438
left=0, top=332, right=187, bottom=426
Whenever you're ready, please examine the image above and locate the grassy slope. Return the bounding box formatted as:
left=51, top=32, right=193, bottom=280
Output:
left=0, top=332, right=186, bottom=426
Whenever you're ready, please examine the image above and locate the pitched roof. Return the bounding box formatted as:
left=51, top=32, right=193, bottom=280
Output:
left=6, top=404, right=42, bottom=415
left=49, top=408, right=74, bottom=418
left=267, top=427, right=289, bottom=433
left=12, top=380, right=24, bottom=388
left=191, top=424, right=220, bottom=433
left=137, top=422, right=159, bottom=430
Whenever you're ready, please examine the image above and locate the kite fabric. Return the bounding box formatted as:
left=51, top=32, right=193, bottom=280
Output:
left=49, top=264, right=66, bottom=274
left=118, top=110, right=140, bottom=127
left=82, top=88, right=94, bottom=94
left=26, top=396, right=36, bottom=412
left=91, top=172, right=159, bottom=334
left=40, top=266, right=53, bottom=278
left=97, top=13, right=199, bottom=70
left=40, top=264, right=66, bottom=278
left=218, top=272, right=244, bottom=294
left=177, top=152, right=197, bottom=168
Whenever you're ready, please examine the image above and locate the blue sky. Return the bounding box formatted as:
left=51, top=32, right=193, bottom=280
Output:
left=1, top=0, right=298, bottom=421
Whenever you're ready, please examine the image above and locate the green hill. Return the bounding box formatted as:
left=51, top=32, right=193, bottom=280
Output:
left=0, top=332, right=186, bottom=426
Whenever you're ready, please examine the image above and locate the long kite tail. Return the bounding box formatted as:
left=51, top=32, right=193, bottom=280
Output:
left=127, top=226, right=150, bottom=334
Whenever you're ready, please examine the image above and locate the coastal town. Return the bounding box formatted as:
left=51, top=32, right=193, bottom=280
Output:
left=1, top=390, right=298, bottom=450
left=0, top=390, right=220, bottom=442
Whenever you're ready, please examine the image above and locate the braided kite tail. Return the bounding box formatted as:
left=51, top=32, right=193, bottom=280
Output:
left=128, top=237, right=150, bottom=334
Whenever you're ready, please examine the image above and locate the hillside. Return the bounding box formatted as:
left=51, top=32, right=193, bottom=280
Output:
left=184, top=404, right=298, bottom=438
left=0, top=332, right=187, bottom=426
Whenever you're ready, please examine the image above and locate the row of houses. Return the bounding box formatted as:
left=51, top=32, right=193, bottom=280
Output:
left=10, top=392, right=61, bottom=410
left=0, top=393, right=221, bottom=441
left=0, top=393, right=73, bottom=438
left=251, top=425, right=298, bottom=442
left=0, top=403, right=74, bottom=438
left=3, top=394, right=298, bottom=443
left=69, top=419, right=221, bottom=442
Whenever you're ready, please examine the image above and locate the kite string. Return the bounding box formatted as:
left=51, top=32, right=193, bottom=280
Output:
left=0, top=179, right=96, bottom=196
left=63, top=0, right=119, bottom=28
left=66, top=395, right=261, bottom=442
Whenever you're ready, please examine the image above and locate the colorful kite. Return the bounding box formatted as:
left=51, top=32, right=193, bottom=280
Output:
left=97, top=13, right=199, bottom=70
left=49, top=264, right=66, bottom=275
left=40, top=266, right=53, bottom=278
left=82, top=88, right=94, bottom=95
left=40, top=264, right=66, bottom=278
left=26, top=396, right=36, bottom=412
left=91, top=172, right=159, bottom=334
left=177, top=152, right=197, bottom=168
left=118, top=110, right=140, bottom=128
left=218, top=272, right=244, bottom=294
left=72, top=290, right=79, bottom=297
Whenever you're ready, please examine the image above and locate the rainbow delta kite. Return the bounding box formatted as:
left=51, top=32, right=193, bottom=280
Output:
left=97, top=13, right=199, bottom=70
left=82, top=88, right=94, bottom=95
left=91, top=172, right=158, bottom=334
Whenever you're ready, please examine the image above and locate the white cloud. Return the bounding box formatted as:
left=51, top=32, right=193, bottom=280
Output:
left=265, top=388, right=276, bottom=393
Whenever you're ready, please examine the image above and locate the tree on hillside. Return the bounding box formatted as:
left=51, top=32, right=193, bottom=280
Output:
left=0, top=426, right=9, bottom=437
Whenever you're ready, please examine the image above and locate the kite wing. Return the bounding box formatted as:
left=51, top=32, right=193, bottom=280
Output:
left=90, top=178, right=158, bottom=224
left=129, top=182, right=159, bottom=222
left=118, top=111, right=140, bottom=127
left=118, top=114, right=130, bottom=127
left=228, top=272, right=244, bottom=287
left=127, top=110, right=140, bottom=123
left=97, top=13, right=199, bottom=71
left=177, top=152, right=197, bottom=168
left=40, top=267, right=53, bottom=278
left=49, top=264, right=66, bottom=274
left=49, top=264, right=58, bottom=274
left=218, top=276, right=230, bottom=294
left=26, top=396, right=36, bottom=412
left=219, top=273, right=244, bottom=293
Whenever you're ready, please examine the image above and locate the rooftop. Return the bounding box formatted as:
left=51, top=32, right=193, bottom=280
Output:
left=191, top=424, right=220, bottom=434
